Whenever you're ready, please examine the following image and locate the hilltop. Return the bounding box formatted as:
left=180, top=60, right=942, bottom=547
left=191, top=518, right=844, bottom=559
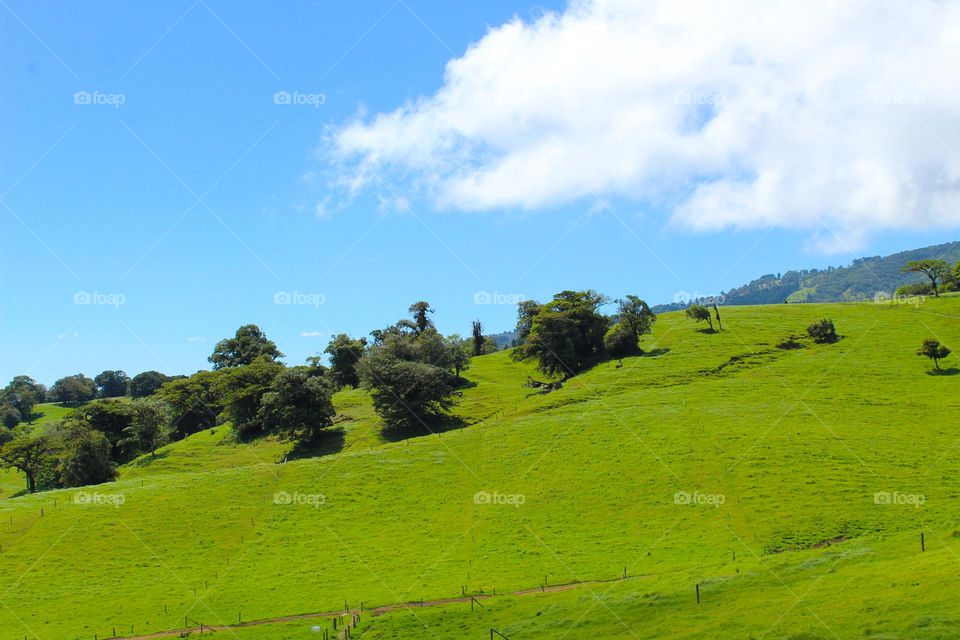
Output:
left=0, top=298, right=958, bottom=639
left=653, top=240, right=960, bottom=312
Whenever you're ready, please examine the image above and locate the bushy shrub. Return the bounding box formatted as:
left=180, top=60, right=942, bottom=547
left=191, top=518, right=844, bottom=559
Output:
left=807, top=318, right=838, bottom=344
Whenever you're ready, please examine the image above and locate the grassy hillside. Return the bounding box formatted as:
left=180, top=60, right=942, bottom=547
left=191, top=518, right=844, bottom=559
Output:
left=1, top=300, right=959, bottom=640
left=0, top=402, right=78, bottom=498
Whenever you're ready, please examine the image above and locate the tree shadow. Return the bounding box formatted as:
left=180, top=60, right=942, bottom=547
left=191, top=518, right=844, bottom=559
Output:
left=640, top=348, right=670, bottom=357
left=281, top=427, right=347, bottom=462
left=454, top=378, right=478, bottom=390
left=927, top=367, right=960, bottom=376
left=380, top=415, right=469, bottom=443
left=696, top=328, right=718, bottom=334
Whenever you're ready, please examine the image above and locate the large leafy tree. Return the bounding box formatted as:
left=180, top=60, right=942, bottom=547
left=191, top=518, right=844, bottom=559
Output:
left=122, top=398, right=173, bottom=457
left=515, top=290, right=610, bottom=376
left=258, top=367, right=336, bottom=443
left=1, top=375, right=46, bottom=421
left=0, top=436, right=55, bottom=493
left=685, top=304, right=714, bottom=332
left=66, top=400, right=137, bottom=463
left=323, top=334, right=367, bottom=389
left=210, top=325, right=284, bottom=369
left=902, top=259, right=950, bottom=296
left=50, top=374, right=98, bottom=405
left=129, top=371, right=171, bottom=398
left=514, top=300, right=542, bottom=344
left=56, top=423, right=116, bottom=487
left=94, top=370, right=130, bottom=398
left=445, top=335, right=471, bottom=380
left=605, top=296, right=656, bottom=356
left=213, top=358, right=284, bottom=437
left=155, top=370, right=224, bottom=438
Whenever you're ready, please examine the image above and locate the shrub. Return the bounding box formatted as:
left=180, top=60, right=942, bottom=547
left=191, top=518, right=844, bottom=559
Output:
left=807, top=319, right=838, bottom=344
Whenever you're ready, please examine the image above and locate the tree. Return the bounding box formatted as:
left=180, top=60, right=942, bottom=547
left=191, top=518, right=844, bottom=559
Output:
left=515, top=300, right=542, bottom=344
left=1, top=375, right=45, bottom=421
left=323, top=334, right=367, bottom=389
left=209, top=324, right=284, bottom=369
left=128, top=371, right=171, bottom=398
left=1, top=405, right=21, bottom=429
left=94, top=370, right=130, bottom=398
left=213, top=358, right=284, bottom=437
left=514, top=291, right=610, bottom=377
left=471, top=321, right=485, bottom=357
left=605, top=296, right=656, bottom=356
left=0, top=436, right=55, bottom=493
left=122, top=398, right=173, bottom=457
left=359, top=343, right=457, bottom=430
left=685, top=304, right=714, bottom=332
left=258, top=367, right=336, bottom=443
left=902, top=259, right=950, bottom=297
left=398, top=301, right=435, bottom=336
left=155, top=370, right=224, bottom=439
left=445, top=335, right=471, bottom=380
left=66, top=400, right=137, bottom=463
left=50, top=374, right=97, bottom=405
left=56, top=423, right=116, bottom=487
left=917, top=338, right=951, bottom=370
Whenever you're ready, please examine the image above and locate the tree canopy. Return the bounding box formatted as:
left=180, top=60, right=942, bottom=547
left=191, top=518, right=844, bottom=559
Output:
left=210, top=325, right=284, bottom=369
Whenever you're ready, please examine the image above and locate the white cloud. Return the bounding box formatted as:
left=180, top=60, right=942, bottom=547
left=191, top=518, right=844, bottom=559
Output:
left=300, top=331, right=323, bottom=338
left=331, top=0, right=960, bottom=250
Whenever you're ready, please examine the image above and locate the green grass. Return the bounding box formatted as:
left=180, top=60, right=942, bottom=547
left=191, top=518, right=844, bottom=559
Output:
left=1, top=299, right=959, bottom=639
left=0, top=402, right=79, bottom=498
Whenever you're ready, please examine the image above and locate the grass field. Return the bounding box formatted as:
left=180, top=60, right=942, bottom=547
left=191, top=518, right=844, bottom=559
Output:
left=1, top=299, right=958, bottom=640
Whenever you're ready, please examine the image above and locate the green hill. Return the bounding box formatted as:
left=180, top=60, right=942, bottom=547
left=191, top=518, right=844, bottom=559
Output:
left=1, top=299, right=959, bottom=640
left=654, top=240, right=960, bottom=311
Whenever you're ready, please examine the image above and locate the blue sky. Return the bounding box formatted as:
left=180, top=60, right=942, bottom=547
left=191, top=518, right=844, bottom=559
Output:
left=2, top=0, right=957, bottom=386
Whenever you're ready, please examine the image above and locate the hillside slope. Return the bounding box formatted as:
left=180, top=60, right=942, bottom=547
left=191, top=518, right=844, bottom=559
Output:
left=1, top=299, right=959, bottom=640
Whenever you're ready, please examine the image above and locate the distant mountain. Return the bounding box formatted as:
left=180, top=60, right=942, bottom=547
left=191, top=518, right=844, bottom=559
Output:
left=652, top=241, right=960, bottom=313
left=488, top=330, right=519, bottom=349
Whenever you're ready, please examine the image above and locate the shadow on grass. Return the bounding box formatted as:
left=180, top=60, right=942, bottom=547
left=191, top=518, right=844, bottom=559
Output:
left=454, top=378, right=478, bottom=390
left=927, top=367, right=960, bottom=376
left=381, top=415, right=468, bottom=443
left=695, top=328, right=719, bottom=334
left=282, top=427, right=347, bottom=462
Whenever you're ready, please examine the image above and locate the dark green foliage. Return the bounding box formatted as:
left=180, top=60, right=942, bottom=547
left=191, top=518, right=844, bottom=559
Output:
left=50, top=374, right=98, bottom=405
left=895, top=282, right=934, bottom=297
left=917, top=338, right=951, bottom=370
left=605, top=296, right=656, bottom=356
left=1, top=375, right=45, bottom=421
left=902, top=259, right=950, bottom=297
left=209, top=324, right=284, bottom=369
left=1, top=406, right=21, bottom=429
left=514, top=300, right=542, bottom=344
left=258, top=367, right=336, bottom=443
left=156, top=370, right=224, bottom=438
left=122, top=398, right=173, bottom=457
left=129, top=371, right=171, bottom=398
left=807, top=319, right=839, bottom=344
left=66, top=400, right=137, bottom=463
left=685, top=304, right=714, bottom=331
left=57, top=424, right=116, bottom=487
left=399, top=301, right=435, bottom=336
left=446, top=335, right=471, bottom=380
left=513, top=290, right=610, bottom=377
left=213, top=358, right=284, bottom=437
left=323, top=334, right=367, bottom=389
left=94, top=370, right=130, bottom=398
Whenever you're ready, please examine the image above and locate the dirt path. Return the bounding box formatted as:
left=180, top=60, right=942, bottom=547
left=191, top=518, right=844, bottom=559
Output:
left=114, top=574, right=647, bottom=639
